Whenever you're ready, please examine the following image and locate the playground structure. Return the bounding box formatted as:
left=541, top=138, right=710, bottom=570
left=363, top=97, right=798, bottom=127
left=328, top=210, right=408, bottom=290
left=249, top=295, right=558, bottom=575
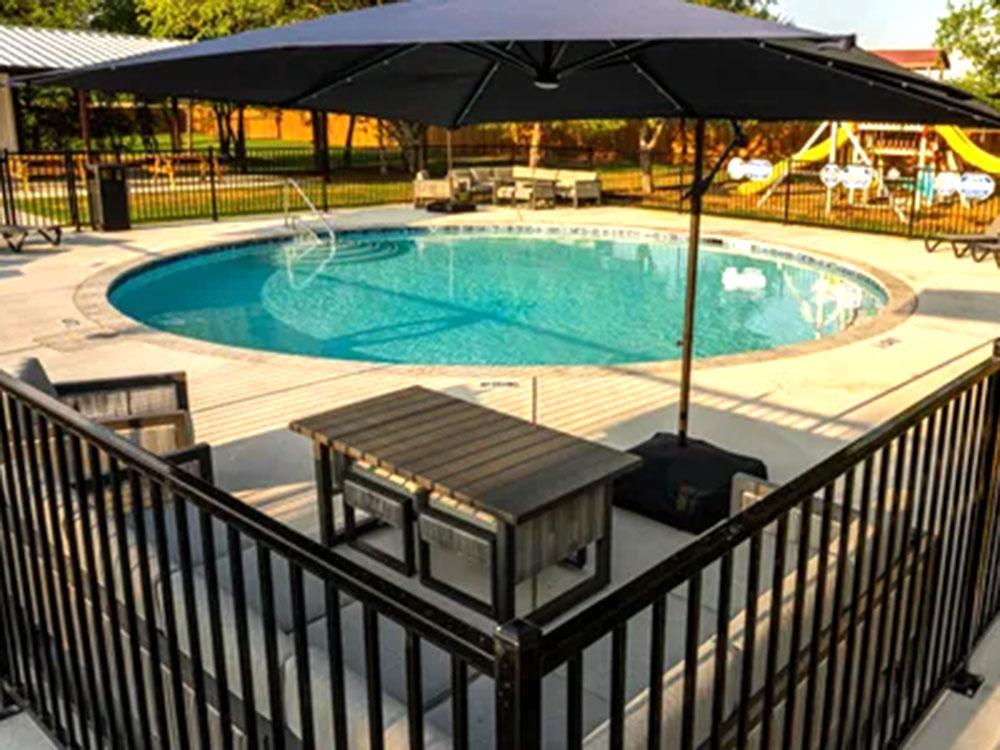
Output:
left=735, top=120, right=1000, bottom=225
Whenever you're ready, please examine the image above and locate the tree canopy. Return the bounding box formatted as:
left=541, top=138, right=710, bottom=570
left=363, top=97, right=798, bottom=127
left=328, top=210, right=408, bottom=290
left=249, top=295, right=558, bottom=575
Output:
left=936, top=1, right=1000, bottom=104
left=0, top=0, right=93, bottom=29
left=136, top=0, right=375, bottom=40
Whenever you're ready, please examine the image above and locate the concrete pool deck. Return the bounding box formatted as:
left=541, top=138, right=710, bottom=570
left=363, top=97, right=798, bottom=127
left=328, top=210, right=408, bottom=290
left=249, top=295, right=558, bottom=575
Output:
left=2, top=203, right=1000, bottom=748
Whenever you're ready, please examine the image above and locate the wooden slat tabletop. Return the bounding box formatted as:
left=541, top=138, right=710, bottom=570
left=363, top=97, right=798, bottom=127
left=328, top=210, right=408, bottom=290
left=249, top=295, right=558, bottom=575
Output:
left=290, top=386, right=640, bottom=524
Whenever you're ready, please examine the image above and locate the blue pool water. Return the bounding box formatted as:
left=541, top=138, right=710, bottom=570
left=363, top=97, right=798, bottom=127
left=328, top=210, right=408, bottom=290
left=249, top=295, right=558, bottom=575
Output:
left=109, top=226, right=887, bottom=366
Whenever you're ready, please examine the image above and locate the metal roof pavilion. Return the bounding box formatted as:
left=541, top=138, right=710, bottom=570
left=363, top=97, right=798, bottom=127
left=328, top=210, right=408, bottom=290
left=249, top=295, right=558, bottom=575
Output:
left=0, top=25, right=184, bottom=74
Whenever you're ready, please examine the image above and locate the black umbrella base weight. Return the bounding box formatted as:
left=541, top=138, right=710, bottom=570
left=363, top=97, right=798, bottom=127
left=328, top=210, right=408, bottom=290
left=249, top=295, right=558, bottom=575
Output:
left=425, top=200, right=477, bottom=214
left=613, top=433, right=768, bottom=534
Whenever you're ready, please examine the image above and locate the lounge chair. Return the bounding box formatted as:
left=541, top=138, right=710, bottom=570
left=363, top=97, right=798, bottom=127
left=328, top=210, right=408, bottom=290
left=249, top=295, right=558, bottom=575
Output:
left=2, top=224, right=62, bottom=253
left=924, top=215, right=1000, bottom=261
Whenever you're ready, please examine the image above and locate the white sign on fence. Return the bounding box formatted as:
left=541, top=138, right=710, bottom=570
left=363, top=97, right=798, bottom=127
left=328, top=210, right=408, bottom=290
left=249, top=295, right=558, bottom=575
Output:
left=819, top=164, right=875, bottom=190
left=727, top=157, right=774, bottom=182
left=935, top=171, right=996, bottom=201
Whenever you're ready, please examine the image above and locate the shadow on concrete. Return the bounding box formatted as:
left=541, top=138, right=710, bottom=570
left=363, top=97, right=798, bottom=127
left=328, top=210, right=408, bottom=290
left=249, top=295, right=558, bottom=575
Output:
left=916, top=289, right=1000, bottom=324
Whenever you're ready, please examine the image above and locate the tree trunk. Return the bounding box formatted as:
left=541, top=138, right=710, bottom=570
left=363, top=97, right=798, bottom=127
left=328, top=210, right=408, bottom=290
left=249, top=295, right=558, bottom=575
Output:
left=212, top=103, right=232, bottom=156
left=638, top=119, right=667, bottom=194
left=235, top=105, right=247, bottom=169
left=168, top=97, right=182, bottom=152
left=377, top=120, right=388, bottom=175
left=528, top=122, right=543, bottom=167
left=312, top=111, right=330, bottom=176
left=342, top=114, right=356, bottom=169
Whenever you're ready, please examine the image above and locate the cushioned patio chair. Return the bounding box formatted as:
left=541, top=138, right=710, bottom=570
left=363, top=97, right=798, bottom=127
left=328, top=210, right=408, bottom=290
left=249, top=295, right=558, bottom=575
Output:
left=924, top=215, right=1000, bottom=261
left=12, top=358, right=213, bottom=482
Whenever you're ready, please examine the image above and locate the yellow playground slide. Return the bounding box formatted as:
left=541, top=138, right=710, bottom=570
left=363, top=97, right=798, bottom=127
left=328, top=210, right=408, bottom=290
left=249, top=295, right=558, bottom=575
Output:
left=737, top=126, right=852, bottom=195
left=934, top=125, right=1000, bottom=174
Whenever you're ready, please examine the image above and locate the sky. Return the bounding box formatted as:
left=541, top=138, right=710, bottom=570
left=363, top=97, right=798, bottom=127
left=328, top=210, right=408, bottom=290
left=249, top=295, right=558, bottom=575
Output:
left=775, top=0, right=951, bottom=49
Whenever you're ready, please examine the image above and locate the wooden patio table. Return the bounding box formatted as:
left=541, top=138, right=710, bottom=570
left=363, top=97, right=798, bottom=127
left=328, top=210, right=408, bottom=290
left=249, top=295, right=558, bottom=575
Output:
left=291, top=386, right=640, bottom=622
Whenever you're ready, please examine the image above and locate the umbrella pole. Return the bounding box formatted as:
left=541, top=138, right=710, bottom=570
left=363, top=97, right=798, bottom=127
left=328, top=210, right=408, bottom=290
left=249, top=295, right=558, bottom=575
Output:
left=677, top=118, right=706, bottom=446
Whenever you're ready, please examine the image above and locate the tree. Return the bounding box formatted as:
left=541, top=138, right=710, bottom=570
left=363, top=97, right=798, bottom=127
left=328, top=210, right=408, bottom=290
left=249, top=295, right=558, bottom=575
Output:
left=137, top=0, right=376, bottom=156
left=0, top=0, right=92, bottom=28
left=936, top=1, right=1000, bottom=105
left=636, top=0, right=775, bottom=192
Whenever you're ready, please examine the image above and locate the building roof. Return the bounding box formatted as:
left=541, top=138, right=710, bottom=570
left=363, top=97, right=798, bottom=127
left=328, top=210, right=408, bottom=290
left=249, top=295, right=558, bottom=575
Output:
left=871, top=49, right=950, bottom=71
left=0, top=25, right=185, bottom=74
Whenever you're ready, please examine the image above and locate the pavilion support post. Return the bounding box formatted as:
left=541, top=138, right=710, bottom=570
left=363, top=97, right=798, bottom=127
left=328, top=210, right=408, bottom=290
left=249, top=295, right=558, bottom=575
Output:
left=76, top=89, right=92, bottom=157
left=677, top=118, right=706, bottom=446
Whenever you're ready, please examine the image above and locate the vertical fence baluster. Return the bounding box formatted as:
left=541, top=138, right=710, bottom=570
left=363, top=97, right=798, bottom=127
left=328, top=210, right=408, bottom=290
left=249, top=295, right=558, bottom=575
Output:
left=127, top=469, right=170, bottom=748
left=760, top=515, right=787, bottom=750
left=363, top=605, right=385, bottom=750
left=451, top=656, right=469, bottom=750
left=681, top=573, right=703, bottom=750
left=198, top=507, right=232, bottom=749
left=324, top=582, right=348, bottom=750
left=148, top=480, right=190, bottom=750
left=736, top=531, right=762, bottom=750
left=711, top=554, right=732, bottom=750
left=227, top=527, right=257, bottom=748
left=257, top=545, right=285, bottom=750
left=87, top=444, right=136, bottom=750
left=290, top=563, right=314, bottom=750
left=610, top=622, right=627, bottom=748
left=800, top=483, right=835, bottom=750
left=173, top=494, right=211, bottom=748
left=70, top=435, right=120, bottom=743
left=930, top=393, right=971, bottom=686
left=647, top=596, right=667, bottom=750
left=20, top=404, right=71, bottom=742
left=888, top=422, right=925, bottom=741
left=782, top=494, right=813, bottom=748
left=405, top=630, right=424, bottom=750
left=854, top=447, right=891, bottom=749
left=0, top=396, right=40, bottom=718
left=819, top=468, right=856, bottom=749
left=106, top=458, right=151, bottom=750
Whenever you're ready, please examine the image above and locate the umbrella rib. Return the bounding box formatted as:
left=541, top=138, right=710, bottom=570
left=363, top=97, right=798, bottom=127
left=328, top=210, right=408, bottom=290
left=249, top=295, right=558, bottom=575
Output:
left=288, top=43, right=422, bottom=107
left=452, top=42, right=515, bottom=128
left=555, top=39, right=654, bottom=77
left=605, top=40, right=690, bottom=114
left=753, top=40, right=994, bottom=124
left=451, top=43, right=536, bottom=77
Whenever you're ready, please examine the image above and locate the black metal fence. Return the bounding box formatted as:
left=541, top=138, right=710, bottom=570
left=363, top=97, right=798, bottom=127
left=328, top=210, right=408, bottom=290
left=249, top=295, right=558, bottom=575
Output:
left=3, top=344, right=1000, bottom=749
left=2, top=145, right=997, bottom=242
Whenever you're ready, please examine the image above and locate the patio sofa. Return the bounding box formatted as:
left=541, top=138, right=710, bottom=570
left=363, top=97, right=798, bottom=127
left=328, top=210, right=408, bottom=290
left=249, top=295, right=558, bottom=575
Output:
left=494, top=166, right=602, bottom=209
left=1, top=370, right=929, bottom=750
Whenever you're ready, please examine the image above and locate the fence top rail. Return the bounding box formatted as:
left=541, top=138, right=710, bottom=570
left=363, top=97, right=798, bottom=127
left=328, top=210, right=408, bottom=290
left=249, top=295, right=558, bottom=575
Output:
left=0, top=369, right=497, bottom=670
left=540, top=339, right=1000, bottom=669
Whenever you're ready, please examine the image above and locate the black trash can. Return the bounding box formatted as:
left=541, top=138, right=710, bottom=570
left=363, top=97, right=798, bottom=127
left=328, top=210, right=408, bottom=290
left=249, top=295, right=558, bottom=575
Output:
left=87, top=164, right=130, bottom=231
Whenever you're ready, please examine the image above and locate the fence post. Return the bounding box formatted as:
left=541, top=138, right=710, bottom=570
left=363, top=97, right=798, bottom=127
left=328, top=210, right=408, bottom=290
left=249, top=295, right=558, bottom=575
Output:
left=907, top=168, right=920, bottom=239
left=208, top=147, right=219, bottom=222
left=494, top=620, right=542, bottom=750
left=1, top=149, right=16, bottom=227
left=64, top=149, right=81, bottom=231
left=783, top=159, right=793, bottom=224
left=951, top=340, right=1000, bottom=696
left=322, top=150, right=330, bottom=213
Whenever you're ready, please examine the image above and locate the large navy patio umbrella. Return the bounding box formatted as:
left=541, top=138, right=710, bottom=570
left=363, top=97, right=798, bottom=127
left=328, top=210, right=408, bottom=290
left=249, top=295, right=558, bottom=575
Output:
left=30, top=0, right=1000, bottom=442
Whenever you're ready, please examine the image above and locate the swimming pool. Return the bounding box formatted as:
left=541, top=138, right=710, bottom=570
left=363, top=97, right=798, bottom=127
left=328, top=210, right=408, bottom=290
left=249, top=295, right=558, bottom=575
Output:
left=109, top=225, right=888, bottom=366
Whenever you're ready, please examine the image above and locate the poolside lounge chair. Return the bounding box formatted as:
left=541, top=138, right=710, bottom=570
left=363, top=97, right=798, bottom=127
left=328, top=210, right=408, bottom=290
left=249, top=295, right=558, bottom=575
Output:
left=2, top=224, right=62, bottom=253
left=924, top=215, right=1000, bottom=261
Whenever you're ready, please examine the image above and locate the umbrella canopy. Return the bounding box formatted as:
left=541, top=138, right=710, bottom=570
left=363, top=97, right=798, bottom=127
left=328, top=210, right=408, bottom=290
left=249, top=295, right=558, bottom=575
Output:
left=26, top=0, right=1000, bottom=128
left=28, top=0, right=1000, bottom=443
